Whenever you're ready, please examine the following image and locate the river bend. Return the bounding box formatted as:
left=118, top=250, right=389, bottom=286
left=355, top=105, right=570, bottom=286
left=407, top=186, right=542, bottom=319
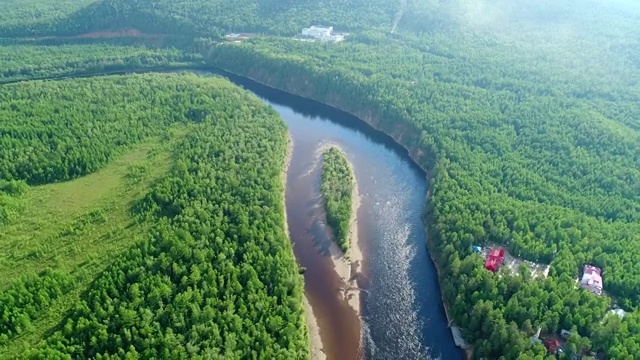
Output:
left=221, top=72, right=462, bottom=360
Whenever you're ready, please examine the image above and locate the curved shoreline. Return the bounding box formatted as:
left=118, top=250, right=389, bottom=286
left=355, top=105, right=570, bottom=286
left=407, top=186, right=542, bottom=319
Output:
left=281, top=133, right=326, bottom=360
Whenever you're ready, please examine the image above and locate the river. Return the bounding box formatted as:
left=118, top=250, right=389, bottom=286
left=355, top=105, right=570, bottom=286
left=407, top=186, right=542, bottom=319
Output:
left=8, top=67, right=462, bottom=359
left=215, top=71, right=463, bottom=360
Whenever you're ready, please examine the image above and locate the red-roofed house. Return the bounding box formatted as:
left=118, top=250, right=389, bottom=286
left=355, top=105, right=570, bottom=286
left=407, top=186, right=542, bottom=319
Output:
left=544, top=339, right=560, bottom=354
left=485, top=248, right=505, bottom=272
left=581, top=265, right=603, bottom=295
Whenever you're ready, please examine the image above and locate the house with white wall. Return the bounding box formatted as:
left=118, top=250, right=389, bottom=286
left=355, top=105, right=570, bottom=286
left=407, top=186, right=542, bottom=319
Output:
left=300, top=26, right=344, bottom=42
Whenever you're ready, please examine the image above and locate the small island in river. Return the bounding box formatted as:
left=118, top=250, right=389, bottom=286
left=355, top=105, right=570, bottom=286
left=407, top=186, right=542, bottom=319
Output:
left=319, top=145, right=363, bottom=317
left=320, top=147, right=355, bottom=253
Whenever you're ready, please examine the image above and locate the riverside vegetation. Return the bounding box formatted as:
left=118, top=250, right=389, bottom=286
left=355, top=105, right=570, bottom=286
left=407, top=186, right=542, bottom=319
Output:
left=0, top=73, right=308, bottom=358
left=1, top=0, right=640, bottom=358
left=320, top=147, right=354, bottom=253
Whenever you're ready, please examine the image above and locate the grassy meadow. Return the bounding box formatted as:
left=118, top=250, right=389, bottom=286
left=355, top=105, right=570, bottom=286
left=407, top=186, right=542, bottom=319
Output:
left=0, top=129, right=184, bottom=355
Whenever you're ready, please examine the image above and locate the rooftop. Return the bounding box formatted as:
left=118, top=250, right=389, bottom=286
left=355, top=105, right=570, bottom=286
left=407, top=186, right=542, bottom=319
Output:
left=477, top=244, right=551, bottom=278
left=581, top=264, right=603, bottom=295
left=306, top=25, right=333, bottom=31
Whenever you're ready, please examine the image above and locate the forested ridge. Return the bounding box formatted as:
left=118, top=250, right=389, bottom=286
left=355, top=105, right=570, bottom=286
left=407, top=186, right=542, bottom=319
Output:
left=0, top=0, right=94, bottom=37
left=0, top=74, right=308, bottom=358
left=320, top=147, right=354, bottom=253
left=1, top=0, right=640, bottom=357
left=207, top=35, right=640, bottom=356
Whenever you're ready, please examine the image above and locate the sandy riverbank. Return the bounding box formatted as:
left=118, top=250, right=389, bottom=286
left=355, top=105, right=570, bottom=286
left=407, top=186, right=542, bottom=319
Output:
left=304, top=295, right=326, bottom=360
left=318, top=144, right=363, bottom=317
left=281, top=133, right=326, bottom=360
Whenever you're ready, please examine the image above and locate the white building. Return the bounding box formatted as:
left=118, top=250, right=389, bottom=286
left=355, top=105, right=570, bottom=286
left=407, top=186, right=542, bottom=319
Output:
left=300, top=26, right=344, bottom=42
left=301, top=26, right=333, bottom=39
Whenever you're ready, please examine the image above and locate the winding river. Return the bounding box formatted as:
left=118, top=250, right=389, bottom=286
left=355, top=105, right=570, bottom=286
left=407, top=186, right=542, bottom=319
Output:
left=215, top=71, right=463, bottom=360
left=8, top=67, right=462, bottom=359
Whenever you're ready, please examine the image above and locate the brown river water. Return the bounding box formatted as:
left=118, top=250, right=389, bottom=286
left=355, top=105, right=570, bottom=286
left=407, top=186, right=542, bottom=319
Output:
left=217, top=72, right=463, bottom=360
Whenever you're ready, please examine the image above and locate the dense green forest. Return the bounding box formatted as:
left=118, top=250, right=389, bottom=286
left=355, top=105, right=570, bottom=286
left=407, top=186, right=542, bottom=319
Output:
left=0, top=74, right=308, bottom=358
left=0, top=74, right=200, bottom=184
left=1, top=0, right=640, bottom=357
left=0, top=43, right=200, bottom=84
left=0, top=0, right=95, bottom=37
left=320, top=147, right=354, bottom=253
left=0, top=0, right=400, bottom=37
left=200, top=1, right=640, bottom=357
left=207, top=36, right=640, bottom=358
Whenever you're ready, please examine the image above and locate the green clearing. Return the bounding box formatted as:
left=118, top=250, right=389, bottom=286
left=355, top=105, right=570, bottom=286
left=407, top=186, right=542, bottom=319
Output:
left=0, top=74, right=307, bottom=358
left=0, top=131, right=182, bottom=286
left=0, top=132, right=182, bottom=356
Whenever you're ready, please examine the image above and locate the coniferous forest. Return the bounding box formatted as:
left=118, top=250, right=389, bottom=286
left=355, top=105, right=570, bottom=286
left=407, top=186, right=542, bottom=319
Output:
left=0, top=74, right=307, bottom=358
left=1, top=0, right=639, bottom=358
left=320, top=147, right=354, bottom=253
